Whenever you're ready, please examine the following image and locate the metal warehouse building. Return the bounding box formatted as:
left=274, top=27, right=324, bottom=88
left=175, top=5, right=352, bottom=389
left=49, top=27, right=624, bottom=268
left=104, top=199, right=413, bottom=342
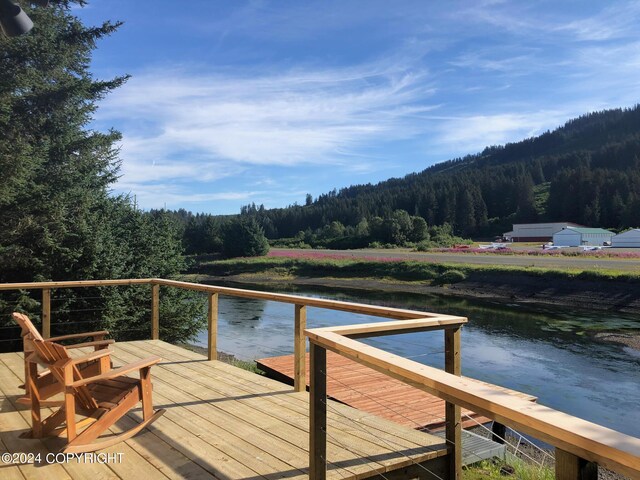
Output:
left=503, top=222, right=582, bottom=242
left=552, top=227, right=614, bottom=247
left=611, top=228, right=640, bottom=248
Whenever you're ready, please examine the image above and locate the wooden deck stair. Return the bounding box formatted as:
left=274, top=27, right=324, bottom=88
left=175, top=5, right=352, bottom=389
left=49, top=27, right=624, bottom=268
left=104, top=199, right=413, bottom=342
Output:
left=0, top=340, right=449, bottom=480
left=257, top=352, right=537, bottom=432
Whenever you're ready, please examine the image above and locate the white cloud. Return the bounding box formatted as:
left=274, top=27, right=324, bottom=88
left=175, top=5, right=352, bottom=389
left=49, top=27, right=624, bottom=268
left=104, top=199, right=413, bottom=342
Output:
left=434, top=111, right=569, bottom=154
left=114, top=181, right=259, bottom=210
left=555, top=1, right=640, bottom=41
left=97, top=62, right=437, bottom=188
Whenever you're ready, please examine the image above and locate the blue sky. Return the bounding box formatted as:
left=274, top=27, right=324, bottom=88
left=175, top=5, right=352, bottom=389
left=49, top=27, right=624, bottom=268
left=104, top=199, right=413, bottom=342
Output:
left=77, top=0, right=640, bottom=214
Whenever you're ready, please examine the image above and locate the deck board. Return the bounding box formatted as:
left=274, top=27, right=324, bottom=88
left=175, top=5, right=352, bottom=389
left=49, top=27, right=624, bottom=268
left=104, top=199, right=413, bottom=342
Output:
left=0, top=341, right=448, bottom=480
left=257, top=352, right=537, bottom=431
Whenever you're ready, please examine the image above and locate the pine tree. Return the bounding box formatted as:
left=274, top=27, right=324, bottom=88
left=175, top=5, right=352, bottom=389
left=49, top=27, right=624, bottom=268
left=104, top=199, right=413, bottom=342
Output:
left=222, top=217, right=270, bottom=257
left=0, top=2, right=205, bottom=347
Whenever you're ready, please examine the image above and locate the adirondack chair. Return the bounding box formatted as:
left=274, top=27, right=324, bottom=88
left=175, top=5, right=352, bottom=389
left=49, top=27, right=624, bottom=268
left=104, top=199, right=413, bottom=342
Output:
left=26, top=337, right=165, bottom=453
left=12, top=312, right=115, bottom=405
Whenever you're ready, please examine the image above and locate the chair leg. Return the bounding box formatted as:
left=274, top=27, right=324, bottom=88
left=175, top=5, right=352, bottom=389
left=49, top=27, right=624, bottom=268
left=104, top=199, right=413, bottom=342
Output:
left=65, top=387, right=77, bottom=442
left=140, top=367, right=153, bottom=421
left=27, top=362, right=42, bottom=438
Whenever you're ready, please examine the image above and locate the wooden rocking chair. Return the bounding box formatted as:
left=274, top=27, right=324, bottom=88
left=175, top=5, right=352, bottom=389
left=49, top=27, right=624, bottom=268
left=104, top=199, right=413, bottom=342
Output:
left=12, top=312, right=114, bottom=406
left=26, top=337, right=165, bottom=453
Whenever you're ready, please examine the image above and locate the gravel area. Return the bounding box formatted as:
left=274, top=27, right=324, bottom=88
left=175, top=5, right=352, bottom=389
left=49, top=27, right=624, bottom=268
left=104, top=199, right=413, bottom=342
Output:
left=594, top=331, right=640, bottom=351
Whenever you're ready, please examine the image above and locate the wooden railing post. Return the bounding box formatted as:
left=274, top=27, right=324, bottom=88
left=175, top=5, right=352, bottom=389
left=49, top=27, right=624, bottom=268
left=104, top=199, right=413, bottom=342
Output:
left=41, top=288, right=51, bottom=339
left=151, top=283, right=159, bottom=340
left=294, top=304, right=307, bottom=392
left=208, top=292, right=219, bottom=361
left=309, top=342, right=326, bottom=480
left=444, top=326, right=462, bottom=480
left=556, top=449, right=598, bottom=480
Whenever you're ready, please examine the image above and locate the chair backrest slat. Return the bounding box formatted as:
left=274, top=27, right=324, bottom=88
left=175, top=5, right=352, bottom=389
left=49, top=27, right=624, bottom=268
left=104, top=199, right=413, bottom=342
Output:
left=12, top=312, right=44, bottom=341
left=30, top=337, right=99, bottom=411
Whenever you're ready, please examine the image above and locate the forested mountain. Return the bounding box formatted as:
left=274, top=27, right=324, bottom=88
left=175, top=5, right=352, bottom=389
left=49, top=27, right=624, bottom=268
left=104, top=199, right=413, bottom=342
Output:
left=243, top=106, right=640, bottom=239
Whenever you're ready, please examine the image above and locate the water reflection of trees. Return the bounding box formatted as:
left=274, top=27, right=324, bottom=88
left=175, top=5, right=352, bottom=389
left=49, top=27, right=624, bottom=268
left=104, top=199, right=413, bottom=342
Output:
left=285, top=284, right=640, bottom=350
left=219, top=296, right=267, bottom=331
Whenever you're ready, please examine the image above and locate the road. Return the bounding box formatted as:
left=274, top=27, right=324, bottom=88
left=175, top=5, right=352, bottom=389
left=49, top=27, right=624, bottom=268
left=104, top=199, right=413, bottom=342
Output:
left=271, top=248, right=640, bottom=272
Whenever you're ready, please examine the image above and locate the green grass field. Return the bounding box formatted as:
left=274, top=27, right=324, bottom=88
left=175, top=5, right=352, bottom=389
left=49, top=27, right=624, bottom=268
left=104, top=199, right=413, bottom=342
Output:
left=192, top=255, right=640, bottom=285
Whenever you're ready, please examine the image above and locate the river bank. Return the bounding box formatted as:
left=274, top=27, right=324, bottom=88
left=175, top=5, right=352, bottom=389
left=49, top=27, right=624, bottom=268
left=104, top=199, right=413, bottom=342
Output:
left=190, top=268, right=640, bottom=316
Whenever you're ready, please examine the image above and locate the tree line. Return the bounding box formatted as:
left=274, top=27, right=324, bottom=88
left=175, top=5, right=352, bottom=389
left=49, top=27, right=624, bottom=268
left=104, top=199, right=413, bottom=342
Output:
left=167, top=207, right=468, bottom=253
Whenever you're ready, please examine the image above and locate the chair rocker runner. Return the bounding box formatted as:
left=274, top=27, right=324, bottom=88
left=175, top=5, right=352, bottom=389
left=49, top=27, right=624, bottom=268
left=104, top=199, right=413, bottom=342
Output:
left=13, top=312, right=115, bottom=406
left=26, top=337, right=165, bottom=453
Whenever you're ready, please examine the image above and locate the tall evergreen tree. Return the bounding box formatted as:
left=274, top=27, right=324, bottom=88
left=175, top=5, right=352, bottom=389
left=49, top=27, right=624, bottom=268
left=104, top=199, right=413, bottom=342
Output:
left=0, top=1, right=204, bottom=348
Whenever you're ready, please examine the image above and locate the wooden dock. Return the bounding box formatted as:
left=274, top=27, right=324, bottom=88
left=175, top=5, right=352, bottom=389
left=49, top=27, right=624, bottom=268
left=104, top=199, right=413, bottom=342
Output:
left=257, top=352, right=537, bottom=432
left=0, top=340, right=449, bottom=480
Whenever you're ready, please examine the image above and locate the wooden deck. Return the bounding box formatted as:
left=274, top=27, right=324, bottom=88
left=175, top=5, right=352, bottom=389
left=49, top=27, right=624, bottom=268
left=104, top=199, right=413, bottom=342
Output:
left=257, top=352, right=537, bottom=431
left=0, top=340, right=448, bottom=480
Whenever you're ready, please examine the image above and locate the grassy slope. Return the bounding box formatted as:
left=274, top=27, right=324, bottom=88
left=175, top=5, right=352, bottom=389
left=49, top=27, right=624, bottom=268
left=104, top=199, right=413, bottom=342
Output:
left=191, top=256, right=640, bottom=285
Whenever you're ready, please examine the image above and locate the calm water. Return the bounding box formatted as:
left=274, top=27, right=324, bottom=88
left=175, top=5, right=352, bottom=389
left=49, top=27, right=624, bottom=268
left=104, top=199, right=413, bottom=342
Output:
left=194, top=284, right=640, bottom=438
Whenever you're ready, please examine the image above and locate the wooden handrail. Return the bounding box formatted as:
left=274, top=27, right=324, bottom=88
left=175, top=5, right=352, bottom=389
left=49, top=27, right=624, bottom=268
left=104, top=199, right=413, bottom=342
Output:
left=0, top=279, right=154, bottom=290
left=305, top=328, right=640, bottom=479
left=310, top=316, right=467, bottom=338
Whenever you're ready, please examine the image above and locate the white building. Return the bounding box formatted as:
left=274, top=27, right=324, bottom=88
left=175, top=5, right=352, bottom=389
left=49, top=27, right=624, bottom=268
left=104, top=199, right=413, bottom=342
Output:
left=611, top=229, right=640, bottom=248
left=504, top=222, right=582, bottom=242
left=552, top=227, right=614, bottom=247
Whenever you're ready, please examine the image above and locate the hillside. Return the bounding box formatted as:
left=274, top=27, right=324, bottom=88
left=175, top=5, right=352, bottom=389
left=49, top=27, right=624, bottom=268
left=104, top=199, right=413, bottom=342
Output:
left=245, top=105, right=640, bottom=238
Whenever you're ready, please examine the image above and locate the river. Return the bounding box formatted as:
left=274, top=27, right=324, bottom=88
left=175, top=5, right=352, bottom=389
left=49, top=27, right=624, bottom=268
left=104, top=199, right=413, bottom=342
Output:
left=194, top=284, right=640, bottom=439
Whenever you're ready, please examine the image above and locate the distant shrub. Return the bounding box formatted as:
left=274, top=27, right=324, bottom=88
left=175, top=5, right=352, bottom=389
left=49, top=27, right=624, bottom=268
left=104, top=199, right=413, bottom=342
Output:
left=415, top=240, right=431, bottom=251
left=269, top=238, right=311, bottom=249
left=434, top=269, right=467, bottom=285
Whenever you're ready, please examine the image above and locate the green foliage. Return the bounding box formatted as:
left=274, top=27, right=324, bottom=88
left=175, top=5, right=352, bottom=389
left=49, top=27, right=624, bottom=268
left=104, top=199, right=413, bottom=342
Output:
left=434, top=269, right=467, bottom=285
left=533, top=182, right=550, bottom=217
left=0, top=2, right=205, bottom=348
left=222, top=217, right=270, bottom=258
left=415, top=223, right=472, bottom=249
left=463, top=458, right=554, bottom=480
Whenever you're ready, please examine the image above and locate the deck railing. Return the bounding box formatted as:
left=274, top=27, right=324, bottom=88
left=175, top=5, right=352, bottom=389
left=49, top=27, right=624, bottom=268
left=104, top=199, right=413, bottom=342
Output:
left=1, top=278, right=639, bottom=480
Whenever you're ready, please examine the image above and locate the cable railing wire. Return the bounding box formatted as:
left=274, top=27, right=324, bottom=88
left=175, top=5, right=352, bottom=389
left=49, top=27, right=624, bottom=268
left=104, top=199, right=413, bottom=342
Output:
left=329, top=358, right=544, bottom=470
left=51, top=296, right=106, bottom=301
left=459, top=412, right=553, bottom=468
left=324, top=367, right=460, bottom=439
left=321, top=425, right=394, bottom=480
left=322, top=365, right=521, bottom=468
left=321, top=397, right=447, bottom=480
left=50, top=308, right=107, bottom=314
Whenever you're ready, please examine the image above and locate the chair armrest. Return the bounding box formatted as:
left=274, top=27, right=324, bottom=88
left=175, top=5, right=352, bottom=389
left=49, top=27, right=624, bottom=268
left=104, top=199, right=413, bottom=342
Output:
left=66, top=339, right=115, bottom=350
left=55, top=349, right=112, bottom=369
left=49, top=330, right=110, bottom=342
left=71, top=356, right=161, bottom=388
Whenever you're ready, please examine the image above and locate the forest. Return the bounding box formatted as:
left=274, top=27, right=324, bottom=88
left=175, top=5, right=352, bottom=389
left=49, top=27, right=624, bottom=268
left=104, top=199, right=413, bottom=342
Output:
left=178, top=105, right=640, bottom=252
